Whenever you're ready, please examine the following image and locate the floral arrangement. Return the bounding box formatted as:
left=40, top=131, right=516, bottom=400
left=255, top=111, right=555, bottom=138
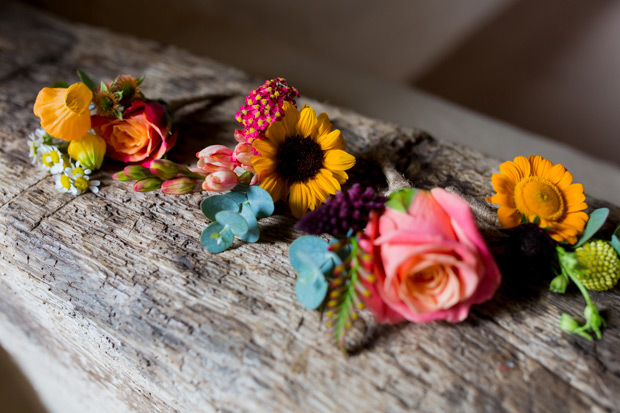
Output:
left=29, top=70, right=176, bottom=195
left=289, top=185, right=501, bottom=351
left=28, top=74, right=620, bottom=353
left=487, top=155, right=620, bottom=340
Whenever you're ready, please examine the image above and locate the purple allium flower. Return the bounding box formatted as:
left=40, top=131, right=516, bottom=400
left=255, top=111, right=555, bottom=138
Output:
left=296, top=184, right=386, bottom=238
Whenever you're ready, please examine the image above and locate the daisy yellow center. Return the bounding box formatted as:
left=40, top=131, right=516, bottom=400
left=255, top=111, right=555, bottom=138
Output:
left=514, top=176, right=565, bottom=221
left=74, top=177, right=89, bottom=191
left=42, top=151, right=60, bottom=167
left=276, top=136, right=324, bottom=183
left=73, top=167, right=85, bottom=176
left=60, top=175, right=71, bottom=190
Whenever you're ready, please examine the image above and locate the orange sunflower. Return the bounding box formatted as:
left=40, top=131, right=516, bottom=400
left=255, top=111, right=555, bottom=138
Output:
left=251, top=102, right=356, bottom=218
left=486, top=155, right=588, bottom=244
left=33, top=82, right=92, bottom=141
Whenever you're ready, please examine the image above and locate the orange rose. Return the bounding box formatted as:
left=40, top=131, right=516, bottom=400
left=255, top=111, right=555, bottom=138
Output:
left=92, top=100, right=177, bottom=163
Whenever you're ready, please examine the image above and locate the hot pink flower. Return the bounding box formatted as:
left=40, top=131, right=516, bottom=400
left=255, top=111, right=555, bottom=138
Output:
left=202, top=169, right=239, bottom=192
left=361, top=188, right=501, bottom=323
left=92, top=100, right=176, bottom=163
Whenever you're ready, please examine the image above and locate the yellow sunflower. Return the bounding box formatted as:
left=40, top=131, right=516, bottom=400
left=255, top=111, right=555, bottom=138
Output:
left=251, top=102, right=356, bottom=218
left=486, top=155, right=588, bottom=244
left=33, top=82, right=93, bottom=141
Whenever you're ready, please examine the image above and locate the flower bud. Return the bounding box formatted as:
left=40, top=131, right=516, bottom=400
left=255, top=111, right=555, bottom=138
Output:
left=549, top=275, right=568, bottom=294
left=233, top=142, right=255, bottom=172
left=574, top=240, right=620, bottom=291
left=238, top=171, right=253, bottom=185
left=112, top=171, right=130, bottom=181
left=196, top=145, right=235, bottom=169
left=559, top=313, right=580, bottom=333
left=68, top=132, right=106, bottom=170
left=124, top=165, right=154, bottom=180
left=202, top=170, right=238, bottom=192
left=147, top=159, right=180, bottom=180
left=161, top=177, right=199, bottom=195
left=133, top=177, right=162, bottom=192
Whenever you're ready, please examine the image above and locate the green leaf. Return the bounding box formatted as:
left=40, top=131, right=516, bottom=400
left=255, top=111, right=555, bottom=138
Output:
left=239, top=203, right=260, bottom=243
left=295, top=259, right=329, bottom=310
left=611, top=234, right=620, bottom=257
left=136, top=75, right=145, bottom=85
left=200, top=195, right=239, bottom=221
left=201, top=222, right=234, bottom=253
left=215, top=210, right=248, bottom=237
left=385, top=188, right=417, bottom=213
left=289, top=236, right=331, bottom=273
left=77, top=69, right=96, bottom=92
left=99, top=81, right=108, bottom=92
left=50, top=81, right=68, bottom=88
left=224, top=192, right=247, bottom=204
left=232, top=184, right=251, bottom=193
left=247, top=186, right=274, bottom=219
left=575, top=208, right=609, bottom=247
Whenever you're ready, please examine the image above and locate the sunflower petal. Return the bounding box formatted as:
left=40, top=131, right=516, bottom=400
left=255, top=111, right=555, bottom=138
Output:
left=324, top=149, right=356, bottom=171
left=282, top=101, right=299, bottom=136
left=259, top=173, right=287, bottom=203
left=313, top=112, right=333, bottom=139
left=316, top=169, right=340, bottom=195
left=331, top=169, right=348, bottom=184
left=297, top=105, right=318, bottom=137
left=491, top=173, right=515, bottom=194
left=289, top=182, right=312, bottom=218
left=316, top=129, right=345, bottom=151
left=253, top=139, right=278, bottom=157
left=497, top=206, right=521, bottom=228
left=266, top=121, right=286, bottom=145
left=252, top=156, right=276, bottom=175
left=529, top=155, right=553, bottom=178
left=306, top=179, right=328, bottom=206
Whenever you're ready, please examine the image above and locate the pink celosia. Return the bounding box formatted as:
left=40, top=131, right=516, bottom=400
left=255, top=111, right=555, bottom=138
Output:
left=234, top=77, right=299, bottom=149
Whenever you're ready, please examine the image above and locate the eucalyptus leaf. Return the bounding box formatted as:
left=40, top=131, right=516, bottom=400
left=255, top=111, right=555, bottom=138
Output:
left=575, top=208, right=609, bottom=248
left=77, top=69, right=96, bottom=91
left=289, top=236, right=331, bottom=273
left=247, top=186, right=274, bottom=218
left=295, top=260, right=329, bottom=310
left=201, top=222, right=234, bottom=253
left=232, top=184, right=251, bottom=193
left=385, top=188, right=417, bottom=213
left=224, top=192, right=247, bottom=204
left=215, top=210, right=249, bottom=237
left=201, top=195, right=239, bottom=221
left=611, top=234, right=620, bottom=257
left=239, top=203, right=260, bottom=243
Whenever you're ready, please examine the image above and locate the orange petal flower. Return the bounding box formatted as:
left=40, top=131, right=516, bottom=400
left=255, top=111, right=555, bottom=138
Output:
left=486, top=155, right=588, bottom=244
left=33, top=82, right=92, bottom=141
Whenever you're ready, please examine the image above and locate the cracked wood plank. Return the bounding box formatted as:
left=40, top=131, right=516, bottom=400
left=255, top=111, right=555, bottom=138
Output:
left=0, top=4, right=619, bottom=413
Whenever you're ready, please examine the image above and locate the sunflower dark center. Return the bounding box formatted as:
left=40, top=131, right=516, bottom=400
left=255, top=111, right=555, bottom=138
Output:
left=276, top=136, right=324, bottom=183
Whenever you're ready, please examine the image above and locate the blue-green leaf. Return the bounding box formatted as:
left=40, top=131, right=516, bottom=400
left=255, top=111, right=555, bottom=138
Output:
left=386, top=188, right=417, bottom=213
left=201, top=195, right=239, bottom=221
left=289, top=236, right=330, bottom=272
left=215, top=210, right=248, bottom=237
left=232, top=184, right=251, bottom=193
left=295, top=259, right=329, bottom=310
left=224, top=192, right=247, bottom=204
left=575, top=208, right=609, bottom=248
left=239, top=203, right=260, bottom=243
left=201, top=222, right=234, bottom=253
left=247, top=186, right=275, bottom=219
left=77, top=69, right=96, bottom=92
left=611, top=234, right=620, bottom=257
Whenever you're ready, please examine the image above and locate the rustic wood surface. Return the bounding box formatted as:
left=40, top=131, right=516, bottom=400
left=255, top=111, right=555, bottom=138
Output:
left=1, top=4, right=620, bottom=412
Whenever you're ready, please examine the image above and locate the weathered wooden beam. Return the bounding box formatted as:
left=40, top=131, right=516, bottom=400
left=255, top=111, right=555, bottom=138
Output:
left=0, top=4, right=619, bottom=412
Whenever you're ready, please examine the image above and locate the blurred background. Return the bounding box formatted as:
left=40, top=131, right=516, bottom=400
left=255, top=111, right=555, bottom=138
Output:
left=21, top=0, right=620, bottom=166
left=3, top=1, right=620, bottom=411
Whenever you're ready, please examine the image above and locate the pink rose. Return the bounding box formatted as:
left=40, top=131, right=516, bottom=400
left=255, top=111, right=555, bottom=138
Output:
left=361, top=188, right=501, bottom=323
left=92, top=100, right=177, bottom=163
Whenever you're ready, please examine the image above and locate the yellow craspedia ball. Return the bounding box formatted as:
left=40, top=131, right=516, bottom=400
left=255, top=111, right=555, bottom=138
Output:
left=574, top=240, right=620, bottom=291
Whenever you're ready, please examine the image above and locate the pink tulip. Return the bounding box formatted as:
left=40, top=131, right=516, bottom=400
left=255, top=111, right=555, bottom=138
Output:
left=361, top=188, right=501, bottom=323
left=196, top=145, right=235, bottom=170
left=232, top=142, right=255, bottom=173
left=202, top=169, right=239, bottom=192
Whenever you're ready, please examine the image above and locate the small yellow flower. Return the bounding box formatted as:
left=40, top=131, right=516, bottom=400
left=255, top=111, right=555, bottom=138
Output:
left=486, top=155, right=588, bottom=244
left=251, top=102, right=356, bottom=218
left=33, top=82, right=92, bottom=141
left=68, top=132, right=106, bottom=170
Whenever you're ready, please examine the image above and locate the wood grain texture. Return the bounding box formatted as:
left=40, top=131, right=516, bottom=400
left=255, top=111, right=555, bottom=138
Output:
left=0, top=4, right=619, bottom=412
